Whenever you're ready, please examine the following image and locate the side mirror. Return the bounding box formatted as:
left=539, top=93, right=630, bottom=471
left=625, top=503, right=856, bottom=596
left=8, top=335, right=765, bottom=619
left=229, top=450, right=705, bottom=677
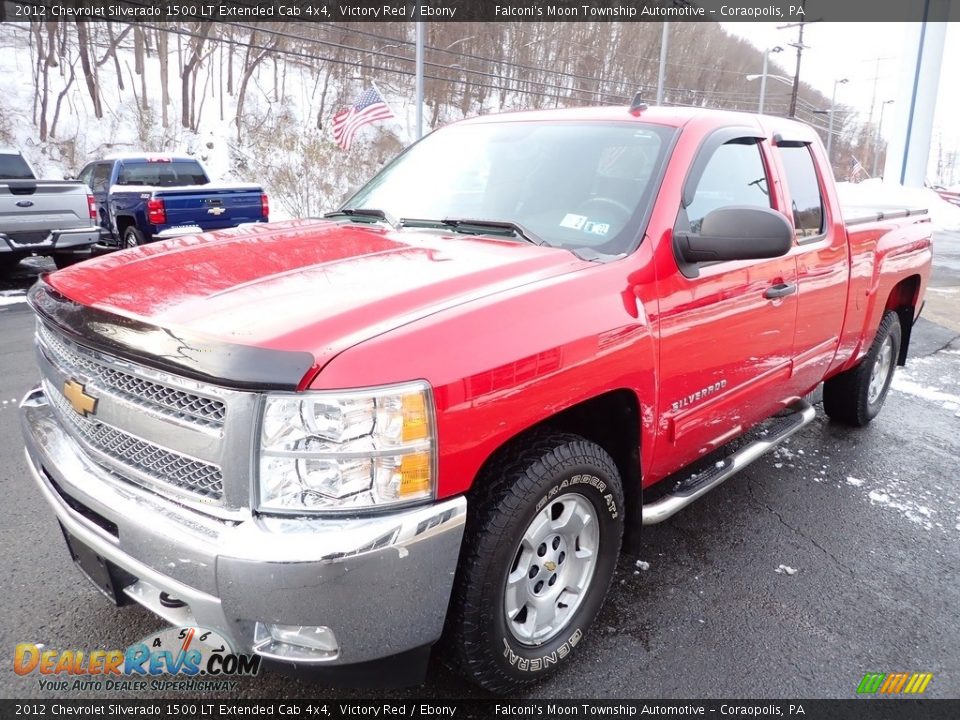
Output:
left=675, top=206, right=793, bottom=264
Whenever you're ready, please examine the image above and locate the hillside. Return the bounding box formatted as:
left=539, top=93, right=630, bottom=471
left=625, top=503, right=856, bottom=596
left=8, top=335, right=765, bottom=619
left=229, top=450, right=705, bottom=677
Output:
left=0, top=21, right=872, bottom=218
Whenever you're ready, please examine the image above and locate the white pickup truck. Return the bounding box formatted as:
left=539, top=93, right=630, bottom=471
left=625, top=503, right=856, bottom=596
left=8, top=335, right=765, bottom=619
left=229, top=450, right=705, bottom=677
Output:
left=0, top=150, right=101, bottom=275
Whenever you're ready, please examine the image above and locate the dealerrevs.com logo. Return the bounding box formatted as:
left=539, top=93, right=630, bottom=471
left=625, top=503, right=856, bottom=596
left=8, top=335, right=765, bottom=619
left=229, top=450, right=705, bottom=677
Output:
left=14, top=626, right=261, bottom=693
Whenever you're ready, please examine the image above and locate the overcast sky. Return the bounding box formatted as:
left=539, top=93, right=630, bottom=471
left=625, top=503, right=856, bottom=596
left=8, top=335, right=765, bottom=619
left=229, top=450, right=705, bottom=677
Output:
left=722, top=22, right=959, bottom=179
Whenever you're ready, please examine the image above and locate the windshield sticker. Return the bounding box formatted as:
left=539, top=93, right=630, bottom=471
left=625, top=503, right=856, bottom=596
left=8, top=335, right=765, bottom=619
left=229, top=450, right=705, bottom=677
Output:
left=583, top=221, right=611, bottom=236
left=560, top=213, right=588, bottom=230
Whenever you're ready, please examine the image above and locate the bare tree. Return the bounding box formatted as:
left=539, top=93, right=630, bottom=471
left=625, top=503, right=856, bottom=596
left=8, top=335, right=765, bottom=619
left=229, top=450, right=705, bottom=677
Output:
left=235, top=29, right=281, bottom=140
left=180, top=22, right=211, bottom=129
left=74, top=21, right=103, bottom=119
left=156, top=27, right=169, bottom=128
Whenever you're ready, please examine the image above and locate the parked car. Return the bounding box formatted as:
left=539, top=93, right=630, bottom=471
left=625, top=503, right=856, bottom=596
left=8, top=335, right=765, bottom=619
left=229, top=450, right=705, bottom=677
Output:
left=20, top=105, right=931, bottom=692
left=75, top=153, right=268, bottom=248
left=0, top=149, right=99, bottom=274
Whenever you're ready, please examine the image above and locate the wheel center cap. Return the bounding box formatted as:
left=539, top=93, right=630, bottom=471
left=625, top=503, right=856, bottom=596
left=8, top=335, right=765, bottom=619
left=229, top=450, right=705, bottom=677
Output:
left=543, top=561, right=557, bottom=572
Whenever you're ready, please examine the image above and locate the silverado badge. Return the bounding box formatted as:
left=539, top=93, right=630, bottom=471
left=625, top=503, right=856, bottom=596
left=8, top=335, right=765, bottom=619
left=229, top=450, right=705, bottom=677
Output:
left=63, top=379, right=98, bottom=418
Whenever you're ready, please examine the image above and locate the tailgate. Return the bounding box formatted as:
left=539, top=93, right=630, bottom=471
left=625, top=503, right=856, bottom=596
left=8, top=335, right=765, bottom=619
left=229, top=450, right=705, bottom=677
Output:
left=158, top=187, right=264, bottom=229
left=0, top=182, right=90, bottom=237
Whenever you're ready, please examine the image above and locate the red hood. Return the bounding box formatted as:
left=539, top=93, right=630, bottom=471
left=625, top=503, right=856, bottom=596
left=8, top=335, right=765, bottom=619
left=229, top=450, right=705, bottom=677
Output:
left=48, top=219, right=588, bottom=371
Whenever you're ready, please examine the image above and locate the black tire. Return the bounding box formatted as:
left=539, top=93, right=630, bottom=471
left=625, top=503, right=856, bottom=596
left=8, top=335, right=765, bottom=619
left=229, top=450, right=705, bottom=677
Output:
left=446, top=432, right=625, bottom=693
left=122, top=226, right=148, bottom=248
left=823, top=310, right=901, bottom=427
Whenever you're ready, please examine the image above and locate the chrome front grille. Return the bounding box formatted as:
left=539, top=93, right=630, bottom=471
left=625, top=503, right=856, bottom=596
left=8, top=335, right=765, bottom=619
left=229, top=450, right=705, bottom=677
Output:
left=46, top=383, right=224, bottom=500
left=34, top=321, right=260, bottom=513
left=37, top=323, right=225, bottom=428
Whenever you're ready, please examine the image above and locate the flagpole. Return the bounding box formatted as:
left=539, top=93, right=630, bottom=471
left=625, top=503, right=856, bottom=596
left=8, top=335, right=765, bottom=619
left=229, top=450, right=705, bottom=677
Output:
left=415, top=21, right=425, bottom=140
left=370, top=80, right=394, bottom=116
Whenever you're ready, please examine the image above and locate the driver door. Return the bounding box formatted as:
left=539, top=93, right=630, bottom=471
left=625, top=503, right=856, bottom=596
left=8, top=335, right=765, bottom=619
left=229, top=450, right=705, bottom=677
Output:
left=651, top=135, right=798, bottom=479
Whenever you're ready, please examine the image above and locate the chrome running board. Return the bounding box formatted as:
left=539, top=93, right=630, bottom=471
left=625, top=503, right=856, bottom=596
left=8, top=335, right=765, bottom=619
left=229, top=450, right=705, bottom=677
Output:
left=642, top=400, right=816, bottom=525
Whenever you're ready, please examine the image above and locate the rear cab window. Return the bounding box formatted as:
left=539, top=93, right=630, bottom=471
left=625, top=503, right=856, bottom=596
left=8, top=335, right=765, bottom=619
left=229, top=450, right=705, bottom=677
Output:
left=777, top=144, right=825, bottom=240
left=116, top=160, right=209, bottom=188
left=0, top=153, right=35, bottom=180
left=91, top=163, right=112, bottom=193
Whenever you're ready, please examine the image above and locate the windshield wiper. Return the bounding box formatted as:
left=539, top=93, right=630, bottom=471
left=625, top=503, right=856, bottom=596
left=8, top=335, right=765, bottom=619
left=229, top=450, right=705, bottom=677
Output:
left=399, top=217, right=544, bottom=246
left=323, top=207, right=398, bottom=228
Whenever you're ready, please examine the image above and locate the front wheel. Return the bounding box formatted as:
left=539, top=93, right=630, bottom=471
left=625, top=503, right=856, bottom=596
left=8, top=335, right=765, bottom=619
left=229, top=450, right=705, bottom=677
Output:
left=823, top=310, right=901, bottom=426
left=446, top=433, right=624, bottom=693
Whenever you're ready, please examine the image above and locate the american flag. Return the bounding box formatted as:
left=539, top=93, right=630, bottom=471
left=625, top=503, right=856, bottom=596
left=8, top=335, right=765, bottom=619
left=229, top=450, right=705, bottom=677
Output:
left=849, top=156, right=868, bottom=182
left=331, top=86, right=395, bottom=151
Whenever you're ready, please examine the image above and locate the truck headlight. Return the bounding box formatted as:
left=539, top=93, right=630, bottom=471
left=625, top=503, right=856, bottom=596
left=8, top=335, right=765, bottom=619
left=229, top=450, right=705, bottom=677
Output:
left=257, top=382, right=436, bottom=513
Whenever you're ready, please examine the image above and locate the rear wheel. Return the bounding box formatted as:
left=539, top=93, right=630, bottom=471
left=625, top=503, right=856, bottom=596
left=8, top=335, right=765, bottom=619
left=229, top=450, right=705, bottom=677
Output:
left=823, top=310, right=901, bottom=426
left=446, top=432, right=624, bottom=693
left=123, top=226, right=148, bottom=248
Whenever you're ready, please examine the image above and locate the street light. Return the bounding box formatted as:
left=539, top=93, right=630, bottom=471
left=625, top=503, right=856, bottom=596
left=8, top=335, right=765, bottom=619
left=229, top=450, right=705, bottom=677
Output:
left=756, top=46, right=783, bottom=114
left=872, top=100, right=894, bottom=177
left=826, top=78, right=849, bottom=163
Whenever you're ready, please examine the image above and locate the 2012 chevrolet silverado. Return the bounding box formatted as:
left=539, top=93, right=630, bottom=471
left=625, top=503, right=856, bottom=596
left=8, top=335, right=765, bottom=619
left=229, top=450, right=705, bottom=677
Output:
left=20, top=104, right=932, bottom=692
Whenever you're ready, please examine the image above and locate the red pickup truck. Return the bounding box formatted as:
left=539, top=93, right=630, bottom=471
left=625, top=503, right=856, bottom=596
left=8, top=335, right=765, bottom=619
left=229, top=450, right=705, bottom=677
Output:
left=20, top=104, right=931, bottom=692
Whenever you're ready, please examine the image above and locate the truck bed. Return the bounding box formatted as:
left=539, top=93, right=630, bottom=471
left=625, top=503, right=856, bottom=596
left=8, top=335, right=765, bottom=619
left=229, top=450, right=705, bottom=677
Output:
left=841, top=204, right=929, bottom=227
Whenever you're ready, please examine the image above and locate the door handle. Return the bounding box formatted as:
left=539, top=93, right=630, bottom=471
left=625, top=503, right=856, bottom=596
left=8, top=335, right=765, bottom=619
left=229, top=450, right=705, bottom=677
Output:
left=764, top=282, right=797, bottom=299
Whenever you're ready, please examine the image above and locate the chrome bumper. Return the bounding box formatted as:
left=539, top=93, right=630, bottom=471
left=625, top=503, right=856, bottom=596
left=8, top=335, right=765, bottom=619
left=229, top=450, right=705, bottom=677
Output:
left=20, top=386, right=466, bottom=666
left=1, top=226, right=100, bottom=253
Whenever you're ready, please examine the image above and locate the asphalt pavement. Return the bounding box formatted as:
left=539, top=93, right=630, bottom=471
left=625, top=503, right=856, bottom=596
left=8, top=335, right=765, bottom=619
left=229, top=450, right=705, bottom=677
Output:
left=1, top=244, right=958, bottom=700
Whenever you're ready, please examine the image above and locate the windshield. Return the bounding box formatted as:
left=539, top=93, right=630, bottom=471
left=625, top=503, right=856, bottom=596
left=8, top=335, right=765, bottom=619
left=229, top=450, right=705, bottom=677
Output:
left=344, top=121, right=675, bottom=255
left=116, top=160, right=209, bottom=187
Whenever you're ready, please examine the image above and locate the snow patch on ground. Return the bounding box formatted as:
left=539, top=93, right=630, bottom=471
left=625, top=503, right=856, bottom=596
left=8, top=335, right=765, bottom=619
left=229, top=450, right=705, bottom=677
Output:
left=775, top=564, right=798, bottom=576
left=846, top=476, right=864, bottom=487
left=0, top=291, right=27, bottom=306
left=892, top=375, right=960, bottom=415
left=868, top=490, right=935, bottom=530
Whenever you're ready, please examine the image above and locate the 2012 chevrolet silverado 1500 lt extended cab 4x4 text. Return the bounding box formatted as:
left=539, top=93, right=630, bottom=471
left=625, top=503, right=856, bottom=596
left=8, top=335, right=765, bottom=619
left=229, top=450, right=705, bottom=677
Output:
left=20, top=105, right=932, bottom=692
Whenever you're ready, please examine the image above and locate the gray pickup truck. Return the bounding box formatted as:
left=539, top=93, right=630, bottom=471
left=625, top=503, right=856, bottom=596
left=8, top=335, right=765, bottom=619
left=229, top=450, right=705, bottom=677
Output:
left=0, top=150, right=101, bottom=275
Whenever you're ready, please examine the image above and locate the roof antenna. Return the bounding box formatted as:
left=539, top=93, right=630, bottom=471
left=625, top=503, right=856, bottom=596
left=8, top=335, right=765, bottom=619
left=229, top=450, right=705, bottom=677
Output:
left=629, top=93, right=649, bottom=116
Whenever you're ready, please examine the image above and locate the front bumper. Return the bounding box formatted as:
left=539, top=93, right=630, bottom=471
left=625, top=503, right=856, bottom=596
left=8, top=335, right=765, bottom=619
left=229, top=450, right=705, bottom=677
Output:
left=20, top=386, right=466, bottom=668
left=1, top=226, right=101, bottom=254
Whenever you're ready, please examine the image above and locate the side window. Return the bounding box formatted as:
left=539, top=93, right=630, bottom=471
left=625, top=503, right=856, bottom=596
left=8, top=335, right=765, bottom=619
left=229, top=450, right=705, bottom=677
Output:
left=778, top=145, right=824, bottom=238
left=91, top=163, right=111, bottom=193
left=685, top=140, right=771, bottom=233
left=76, top=164, right=94, bottom=188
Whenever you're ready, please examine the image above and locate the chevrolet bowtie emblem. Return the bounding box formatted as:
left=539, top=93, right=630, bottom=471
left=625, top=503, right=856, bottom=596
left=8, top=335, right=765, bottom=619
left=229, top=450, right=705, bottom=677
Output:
left=543, top=561, right=557, bottom=572
left=207, top=206, right=226, bottom=216
left=63, top=379, right=98, bottom=418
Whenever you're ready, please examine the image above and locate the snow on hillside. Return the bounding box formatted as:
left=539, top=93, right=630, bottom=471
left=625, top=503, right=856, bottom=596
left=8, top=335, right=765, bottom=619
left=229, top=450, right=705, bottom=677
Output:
left=0, top=24, right=417, bottom=219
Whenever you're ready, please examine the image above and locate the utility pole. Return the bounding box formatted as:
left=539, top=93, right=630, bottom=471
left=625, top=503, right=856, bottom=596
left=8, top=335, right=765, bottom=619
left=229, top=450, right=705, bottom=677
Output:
left=778, top=5, right=817, bottom=119
left=786, top=21, right=805, bottom=118
left=656, top=22, right=669, bottom=105
left=415, top=21, right=424, bottom=140
left=872, top=100, right=893, bottom=177
left=826, top=78, right=848, bottom=164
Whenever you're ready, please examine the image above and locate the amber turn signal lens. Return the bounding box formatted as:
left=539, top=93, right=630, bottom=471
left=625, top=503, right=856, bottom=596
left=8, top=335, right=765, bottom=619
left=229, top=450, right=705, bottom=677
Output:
left=402, top=393, right=429, bottom=442
left=399, top=452, right=431, bottom=497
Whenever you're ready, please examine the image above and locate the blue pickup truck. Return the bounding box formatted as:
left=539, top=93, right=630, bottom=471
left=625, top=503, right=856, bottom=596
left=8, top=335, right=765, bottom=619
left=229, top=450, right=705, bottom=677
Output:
left=75, top=153, right=268, bottom=248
